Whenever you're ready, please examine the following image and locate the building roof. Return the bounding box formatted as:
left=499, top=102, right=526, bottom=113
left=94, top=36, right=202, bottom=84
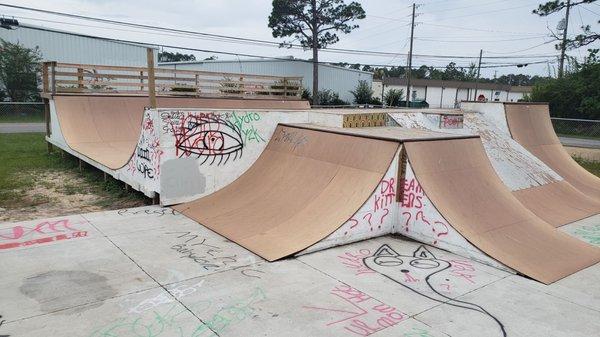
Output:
left=381, top=77, right=532, bottom=92
left=159, top=57, right=373, bottom=75
left=10, top=23, right=159, bottom=50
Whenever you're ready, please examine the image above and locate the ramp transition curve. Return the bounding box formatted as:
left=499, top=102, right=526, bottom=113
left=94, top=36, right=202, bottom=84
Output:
left=174, top=125, right=399, bottom=261
left=52, top=95, right=309, bottom=170
left=176, top=125, right=599, bottom=283
left=504, top=103, right=600, bottom=202
left=405, top=137, right=599, bottom=284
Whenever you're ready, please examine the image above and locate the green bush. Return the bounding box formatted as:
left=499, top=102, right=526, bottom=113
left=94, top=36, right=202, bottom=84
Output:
left=302, top=88, right=348, bottom=105
left=384, top=88, right=404, bottom=106
left=530, top=56, right=600, bottom=119
left=350, top=80, right=374, bottom=104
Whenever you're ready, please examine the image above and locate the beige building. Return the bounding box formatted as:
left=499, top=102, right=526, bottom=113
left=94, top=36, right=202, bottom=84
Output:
left=374, top=78, right=532, bottom=108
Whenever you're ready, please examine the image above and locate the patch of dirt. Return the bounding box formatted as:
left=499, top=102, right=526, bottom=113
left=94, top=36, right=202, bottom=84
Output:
left=0, top=170, right=146, bottom=223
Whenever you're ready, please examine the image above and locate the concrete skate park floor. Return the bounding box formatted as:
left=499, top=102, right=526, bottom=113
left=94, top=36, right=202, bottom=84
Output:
left=1, top=206, right=599, bottom=337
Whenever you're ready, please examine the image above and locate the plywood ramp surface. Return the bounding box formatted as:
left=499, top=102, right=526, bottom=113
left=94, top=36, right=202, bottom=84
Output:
left=405, top=138, right=599, bottom=284
left=513, top=181, right=600, bottom=227
left=53, top=95, right=310, bottom=169
left=505, top=103, right=600, bottom=202
left=174, top=125, right=399, bottom=261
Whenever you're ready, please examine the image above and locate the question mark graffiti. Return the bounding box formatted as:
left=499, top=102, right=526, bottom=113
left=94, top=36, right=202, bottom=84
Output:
left=363, top=213, right=373, bottom=231
left=434, top=221, right=449, bottom=244
left=379, top=208, right=390, bottom=226
left=344, top=218, right=359, bottom=235
left=402, top=212, right=412, bottom=232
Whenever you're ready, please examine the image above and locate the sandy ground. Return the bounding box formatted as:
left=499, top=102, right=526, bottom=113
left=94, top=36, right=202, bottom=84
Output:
left=0, top=170, right=146, bottom=223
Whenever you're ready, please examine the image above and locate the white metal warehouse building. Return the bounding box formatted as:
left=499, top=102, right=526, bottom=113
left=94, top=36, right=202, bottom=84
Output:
left=0, top=23, right=157, bottom=66
left=159, top=57, right=373, bottom=103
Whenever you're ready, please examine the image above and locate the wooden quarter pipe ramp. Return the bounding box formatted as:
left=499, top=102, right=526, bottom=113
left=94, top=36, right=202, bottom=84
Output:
left=176, top=125, right=599, bottom=283
left=504, top=103, right=600, bottom=202
left=52, top=95, right=309, bottom=169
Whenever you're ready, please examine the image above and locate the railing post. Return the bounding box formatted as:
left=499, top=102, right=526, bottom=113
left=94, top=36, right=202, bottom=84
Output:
left=42, top=62, right=49, bottom=93
left=50, top=61, right=57, bottom=95
left=77, top=68, right=84, bottom=88
left=146, top=48, right=157, bottom=108
left=283, top=77, right=288, bottom=98
left=195, top=74, right=199, bottom=96
left=140, top=71, right=144, bottom=91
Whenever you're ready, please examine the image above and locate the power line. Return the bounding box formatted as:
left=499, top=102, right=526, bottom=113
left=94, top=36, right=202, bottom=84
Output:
left=418, top=21, right=547, bottom=36
left=428, top=3, right=534, bottom=22
left=15, top=22, right=551, bottom=71
left=415, top=36, right=546, bottom=43
left=0, top=3, right=559, bottom=61
left=485, top=40, right=557, bottom=54
left=422, top=0, right=507, bottom=14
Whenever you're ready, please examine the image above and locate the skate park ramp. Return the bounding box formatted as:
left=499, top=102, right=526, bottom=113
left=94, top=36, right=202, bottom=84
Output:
left=405, top=137, right=599, bottom=284
left=175, top=124, right=599, bottom=283
left=504, top=103, right=600, bottom=202
left=52, top=94, right=310, bottom=169
left=174, top=125, right=400, bottom=261
left=393, top=109, right=600, bottom=227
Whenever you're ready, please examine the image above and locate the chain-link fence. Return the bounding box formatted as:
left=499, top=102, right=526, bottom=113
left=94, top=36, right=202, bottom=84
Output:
left=551, top=117, right=600, bottom=140
left=0, top=102, right=45, bottom=123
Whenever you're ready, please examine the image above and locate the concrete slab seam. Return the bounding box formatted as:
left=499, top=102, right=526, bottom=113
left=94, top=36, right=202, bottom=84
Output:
left=81, top=213, right=221, bottom=337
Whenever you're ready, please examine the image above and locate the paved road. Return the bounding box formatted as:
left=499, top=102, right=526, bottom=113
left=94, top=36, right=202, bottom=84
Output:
left=0, top=123, right=45, bottom=133
left=559, top=136, right=600, bottom=149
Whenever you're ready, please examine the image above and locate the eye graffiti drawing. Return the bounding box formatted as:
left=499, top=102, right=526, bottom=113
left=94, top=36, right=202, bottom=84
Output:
left=364, top=244, right=507, bottom=337
left=174, top=114, right=244, bottom=165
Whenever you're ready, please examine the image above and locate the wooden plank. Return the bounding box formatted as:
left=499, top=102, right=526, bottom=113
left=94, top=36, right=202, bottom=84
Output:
left=77, top=68, right=84, bottom=88
left=42, top=62, right=49, bottom=93
left=147, top=48, right=157, bottom=108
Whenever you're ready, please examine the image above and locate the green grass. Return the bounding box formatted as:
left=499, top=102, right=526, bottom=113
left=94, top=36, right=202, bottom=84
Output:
left=0, top=132, right=148, bottom=209
left=574, top=157, right=600, bottom=177
left=0, top=114, right=45, bottom=123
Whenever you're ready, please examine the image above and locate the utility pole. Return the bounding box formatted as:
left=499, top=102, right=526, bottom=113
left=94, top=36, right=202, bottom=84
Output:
left=473, top=49, right=483, bottom=101
left=558, top=0, right=571, bottom=78
left=406, top=3, right=416, bottom=107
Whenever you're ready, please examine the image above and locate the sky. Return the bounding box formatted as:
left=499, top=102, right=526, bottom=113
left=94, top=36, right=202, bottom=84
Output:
left=1, top=0, right=599, bottom=78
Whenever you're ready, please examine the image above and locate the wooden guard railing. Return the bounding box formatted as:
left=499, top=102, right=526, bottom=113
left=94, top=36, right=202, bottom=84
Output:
left=41, top=61, right=303, bottom=100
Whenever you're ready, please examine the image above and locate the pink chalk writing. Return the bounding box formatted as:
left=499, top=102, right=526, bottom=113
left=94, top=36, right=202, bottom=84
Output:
left=449, top=259, right=477, bottom=284
left=304, top=285, right=406, bottom=336
left=338, top=249, right=376, bottom=276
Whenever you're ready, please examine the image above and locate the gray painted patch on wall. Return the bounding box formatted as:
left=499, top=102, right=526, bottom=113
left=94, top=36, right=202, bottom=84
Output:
left=160, top=158, right=206, bottom=202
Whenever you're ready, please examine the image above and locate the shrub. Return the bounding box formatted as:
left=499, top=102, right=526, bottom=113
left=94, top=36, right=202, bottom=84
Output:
left=350, top=80, right=374, bottom=104
left=384, top=88, right=404, bottom=106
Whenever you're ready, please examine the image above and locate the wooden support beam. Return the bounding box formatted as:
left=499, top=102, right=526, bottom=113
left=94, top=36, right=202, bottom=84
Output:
left=146, top=48, right=157, bottom=108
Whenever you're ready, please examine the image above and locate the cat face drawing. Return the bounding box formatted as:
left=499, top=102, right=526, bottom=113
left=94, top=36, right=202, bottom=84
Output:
left=363, top=244, right=507, bottom=337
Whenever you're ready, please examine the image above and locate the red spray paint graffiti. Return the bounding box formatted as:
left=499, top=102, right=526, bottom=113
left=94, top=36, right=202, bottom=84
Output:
left=0, top=219, right=88, bottom=250
left=345, top=177, right=396, bottom=235
left=400, top=178, right=449, bottom=245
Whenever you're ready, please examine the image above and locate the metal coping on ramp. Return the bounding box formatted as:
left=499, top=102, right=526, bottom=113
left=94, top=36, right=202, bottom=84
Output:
left=51, top=95, right=310, bottom=170
left=504, top=103, right=600, bottom=202
left=175, top=124, right=600, bottom=284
